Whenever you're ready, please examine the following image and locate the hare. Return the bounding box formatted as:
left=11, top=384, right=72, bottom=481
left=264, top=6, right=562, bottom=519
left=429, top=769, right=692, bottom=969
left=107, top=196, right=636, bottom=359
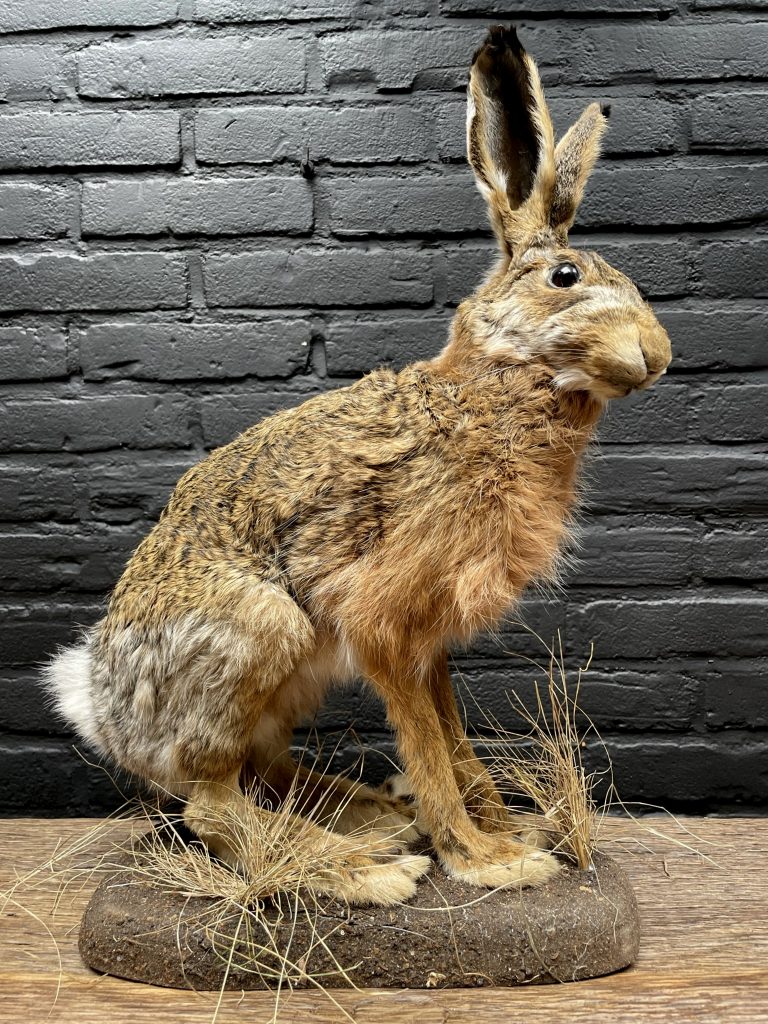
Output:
left=45, top=26, right=671, bottom=906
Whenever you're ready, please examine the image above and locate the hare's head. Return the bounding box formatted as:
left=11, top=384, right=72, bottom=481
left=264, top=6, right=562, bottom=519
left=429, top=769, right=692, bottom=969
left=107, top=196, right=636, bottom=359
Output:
left=454, top=26, right=671, bottom=400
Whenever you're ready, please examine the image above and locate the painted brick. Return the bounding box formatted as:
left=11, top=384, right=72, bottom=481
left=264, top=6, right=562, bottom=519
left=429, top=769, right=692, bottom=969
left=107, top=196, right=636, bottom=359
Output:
left=569, top=596, right=768, bottom=658
left=195, top=103, right=435, bottom=165
left=596, top=380, right=694, bottom=445
left=699, top=522, right=768, bottom=580
left=78, top=320, right=311, bottom=381
left=0, top=0, right=180, bottom=32
left=204, top=248, right=434, bottom=307
left=82, top=177, right=313, bottom=237
left=580, top=162, right=768, bottom=228
left=704, top=660, right=768, bottom=729
left=324, top=314, right=450, bottom=374
left=0, top=111, right=181, bottom=169
left=200, top=384, right=324, bottom=446
left=695, top=239, right=768, bottom=298
left=442, top=0, right=676, bottom=11
left=0, top=524, right=144, bottom=593
left=692, top=92, right=768, bottom=150
left=0, top=43, right=73, bottom=101
left=0, top=253, right=187, bottom=312
left=0, top=325, right=67, bottom=381
left=570, top=515, right=699, bottom=587
left=78, top=35, right=306, bottom=98
left=589, top=450, right=768, bottom=513
left=0, top=395, right=194, bottom=453
left=193, top=0, right=357, bottom=19
left=84, top=452, right=199, bottom=523
left=0, top=461, right=77, bottom=521
left=328, top=175, right=486, bottom=236
left=658, top=305, right=768, bottom=371
left=321, top=23, right=768, bottom=90
left=0, top=182, right=72, bottom=241
left=0, top=601, right=101, bottom=667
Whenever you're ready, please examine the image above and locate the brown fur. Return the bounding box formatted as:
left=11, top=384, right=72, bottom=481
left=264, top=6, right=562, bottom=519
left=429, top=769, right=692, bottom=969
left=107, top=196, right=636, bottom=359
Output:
left=46, top=25, right=671, bottom=904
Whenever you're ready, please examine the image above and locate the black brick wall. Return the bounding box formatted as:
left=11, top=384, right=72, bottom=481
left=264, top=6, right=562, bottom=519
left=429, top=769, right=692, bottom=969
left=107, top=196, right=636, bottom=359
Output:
left=1, top=0, right=766, bottom=816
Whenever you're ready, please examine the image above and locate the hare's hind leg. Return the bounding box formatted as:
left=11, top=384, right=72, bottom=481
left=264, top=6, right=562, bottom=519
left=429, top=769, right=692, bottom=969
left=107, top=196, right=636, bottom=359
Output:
left=183, top=775, right=430, bottom=906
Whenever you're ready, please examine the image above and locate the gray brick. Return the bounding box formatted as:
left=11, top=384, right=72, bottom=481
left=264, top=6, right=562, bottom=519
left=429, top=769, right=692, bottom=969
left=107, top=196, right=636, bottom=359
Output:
left=695, top=239, right=768, bottom=298
left=588, top=240, right=689, bottom=298
left=195, top=103, right=435, bottom=165
left=1, top=671, right=59, bottom=734
left=0, top=600, right=100, bottom=667
left=0, top=0, right=180, bottom=32
left=82, top=177, right=313, bottom=238
left=657, top=305, right=768, bottom=371
left=0, top=395, right=194, bottom=453
left=84, top=452, right=197, bottom=523
left=193, top=0, right=357, bottom=18
left=696, top=383, right=768, bottom=442
left=601, top=735, right=768, bottom=808
left=204, top=248, right=433, bottom=308
left=571, top=515, right=699, bottom=586
left=569, top=596, right=768, bottom=657
left=325, top=314, right=449, bottom=374
left=456, top=660, right=699, bottom=734
left=596, top=380, right=692, bottom=445
left=704, top=660, right=768, bottom=729
left=0, top=524, right=144, bottom=593
left=0, top=461, right=77, bottom=521
left=320, top=29, right=473, bottom=91
left=579, top=162, right=768, bottom=228
left=442, top=0, right=676, bottom=10
left=329, top=175, right=486, bottom=236
left=0, top=325, right=67, bottom=381
left=0, top=111, right=181, bottom=169
left=78, top=320, right=311, bottom=381
left=0, top=253, right=187, bottom=312
left=321, top=23, right=768, bottom=91
left=0, top=182, right=72, bottom=241
left=692, top=92, right=768, bottom=151
left=699, top=522, right=768, bottom=580
left=0, top=43, right=73, bottom=101
left=589, top=450, right=768, bottom=513
left=78, top=35, right=306, bottom=98
left=201, top=384, right=324, bottom=447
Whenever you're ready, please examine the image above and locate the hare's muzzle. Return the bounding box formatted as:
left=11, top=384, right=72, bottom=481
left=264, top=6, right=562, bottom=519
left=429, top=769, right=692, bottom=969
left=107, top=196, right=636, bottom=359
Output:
left=587, top=316, right=671, bottom=399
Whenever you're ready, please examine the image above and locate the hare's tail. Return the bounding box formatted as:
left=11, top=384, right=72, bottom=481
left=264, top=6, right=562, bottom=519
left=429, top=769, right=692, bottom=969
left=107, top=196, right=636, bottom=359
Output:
left=43, top=631, right=106, bottom=756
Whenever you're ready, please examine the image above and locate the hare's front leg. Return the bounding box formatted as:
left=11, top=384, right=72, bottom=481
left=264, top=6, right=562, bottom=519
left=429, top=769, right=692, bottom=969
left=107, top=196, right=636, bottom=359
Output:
left=428, top=655, right=552, bottom=849
left=370, top=663, right=560, bottom=890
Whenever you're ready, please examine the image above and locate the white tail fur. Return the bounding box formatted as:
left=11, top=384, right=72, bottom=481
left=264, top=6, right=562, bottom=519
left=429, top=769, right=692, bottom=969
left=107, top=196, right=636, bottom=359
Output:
left=43, top=640, right=105, bottom=755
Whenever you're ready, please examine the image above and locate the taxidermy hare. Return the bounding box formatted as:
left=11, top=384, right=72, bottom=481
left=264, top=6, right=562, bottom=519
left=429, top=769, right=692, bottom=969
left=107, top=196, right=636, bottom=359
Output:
left=46, top=26, right=671, bottom=905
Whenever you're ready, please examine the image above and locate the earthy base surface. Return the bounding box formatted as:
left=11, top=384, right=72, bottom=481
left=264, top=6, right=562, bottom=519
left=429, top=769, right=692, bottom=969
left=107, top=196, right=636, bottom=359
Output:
left=78, top=850, right=638, bottom=990
left=2, top=817, right=767, bottom=1022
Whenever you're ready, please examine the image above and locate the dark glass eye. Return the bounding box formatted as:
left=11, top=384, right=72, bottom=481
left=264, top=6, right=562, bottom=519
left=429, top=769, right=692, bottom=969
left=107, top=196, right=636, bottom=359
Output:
left=549, top=262, right=581, bottom=288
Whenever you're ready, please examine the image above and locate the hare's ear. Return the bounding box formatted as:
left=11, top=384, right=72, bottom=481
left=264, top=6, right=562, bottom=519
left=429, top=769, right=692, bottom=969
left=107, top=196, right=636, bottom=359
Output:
left=550, top=103, right=607, bottom=235
left=467, top=25, right=556, bottom=257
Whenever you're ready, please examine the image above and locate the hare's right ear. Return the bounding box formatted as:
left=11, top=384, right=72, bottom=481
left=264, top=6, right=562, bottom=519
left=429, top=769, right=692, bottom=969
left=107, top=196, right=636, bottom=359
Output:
left=467, top=25, right=556, bottom=258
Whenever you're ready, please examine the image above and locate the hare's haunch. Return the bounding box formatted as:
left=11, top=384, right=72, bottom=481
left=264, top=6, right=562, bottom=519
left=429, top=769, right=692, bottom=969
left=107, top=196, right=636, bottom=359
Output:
left=46, top=26, right=671, bottom=903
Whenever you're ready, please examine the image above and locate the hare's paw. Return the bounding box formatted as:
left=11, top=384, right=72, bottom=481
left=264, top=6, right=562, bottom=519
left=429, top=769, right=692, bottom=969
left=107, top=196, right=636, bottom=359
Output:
left=442, top=833, right=561, bottom=890
left=331, top=780, right=421, bottom=844
left=313, top=850, right=431, bottom=906
left=378, top=771, right=416, bottom=803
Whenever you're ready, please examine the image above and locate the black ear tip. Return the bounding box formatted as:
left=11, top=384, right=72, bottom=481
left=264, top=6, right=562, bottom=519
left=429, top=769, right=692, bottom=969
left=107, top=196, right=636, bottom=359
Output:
left=472, top=24, right=524, bottom=68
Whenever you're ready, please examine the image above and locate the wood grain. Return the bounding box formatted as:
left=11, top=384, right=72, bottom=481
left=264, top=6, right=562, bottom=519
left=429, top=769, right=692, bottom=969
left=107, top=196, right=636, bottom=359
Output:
left=1, top=816, right=766, bottom=1023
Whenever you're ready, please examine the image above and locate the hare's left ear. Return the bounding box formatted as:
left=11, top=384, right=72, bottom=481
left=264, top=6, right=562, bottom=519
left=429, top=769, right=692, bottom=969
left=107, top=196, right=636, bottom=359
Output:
left=550, top=103, right=607, bottom=235
left=467, top=26, right=556, bottom=258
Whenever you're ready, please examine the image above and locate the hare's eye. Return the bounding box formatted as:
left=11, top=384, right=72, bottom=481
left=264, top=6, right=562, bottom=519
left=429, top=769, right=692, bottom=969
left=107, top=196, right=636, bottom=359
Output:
left=548, top=263, right=581, bottom=288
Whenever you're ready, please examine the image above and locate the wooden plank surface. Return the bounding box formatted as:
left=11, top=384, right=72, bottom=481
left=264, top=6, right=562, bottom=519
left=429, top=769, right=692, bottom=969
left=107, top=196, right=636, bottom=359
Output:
left=1, top=816, right=766, bottom=1023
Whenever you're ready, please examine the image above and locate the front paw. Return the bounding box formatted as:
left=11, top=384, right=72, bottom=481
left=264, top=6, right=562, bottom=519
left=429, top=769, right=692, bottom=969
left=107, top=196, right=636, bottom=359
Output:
left=441, top=831, right=561, bottom=890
